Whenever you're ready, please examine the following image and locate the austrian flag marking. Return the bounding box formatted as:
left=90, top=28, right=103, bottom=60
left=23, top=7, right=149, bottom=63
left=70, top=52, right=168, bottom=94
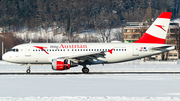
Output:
left=140, top=47, right=146, bottom=49
left=139, top=47, right=147, bottom=52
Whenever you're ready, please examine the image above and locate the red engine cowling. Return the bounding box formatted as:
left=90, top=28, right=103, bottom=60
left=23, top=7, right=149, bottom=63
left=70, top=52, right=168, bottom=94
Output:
left=52, top=59, right=78, bottom=70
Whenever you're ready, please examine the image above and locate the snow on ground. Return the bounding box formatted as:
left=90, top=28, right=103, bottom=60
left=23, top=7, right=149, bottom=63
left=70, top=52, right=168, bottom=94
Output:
left=0, top=74, right=180, bottom=101
left=0, top=97, right=179, bottom=101
left=0, top=60, right=180, bottom=101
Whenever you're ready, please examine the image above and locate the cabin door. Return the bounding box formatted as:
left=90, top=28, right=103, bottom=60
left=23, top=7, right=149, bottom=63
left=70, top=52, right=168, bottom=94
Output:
left=25, top=46, right=31, bottom=56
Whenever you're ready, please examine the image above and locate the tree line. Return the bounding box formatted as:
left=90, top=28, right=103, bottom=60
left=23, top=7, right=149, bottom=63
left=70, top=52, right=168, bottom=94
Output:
left=0, top=0, right=180, bottom=60
left=0, top=0, right=179, bottom=34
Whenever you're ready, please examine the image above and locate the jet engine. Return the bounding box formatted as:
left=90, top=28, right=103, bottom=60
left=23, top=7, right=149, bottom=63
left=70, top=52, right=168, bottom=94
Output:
left=52, top=59, right=78, bottom=70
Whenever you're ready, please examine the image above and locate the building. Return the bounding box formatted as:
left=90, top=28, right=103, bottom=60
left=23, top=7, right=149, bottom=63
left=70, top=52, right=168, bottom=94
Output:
left=123, top=22, right=148, bottom=43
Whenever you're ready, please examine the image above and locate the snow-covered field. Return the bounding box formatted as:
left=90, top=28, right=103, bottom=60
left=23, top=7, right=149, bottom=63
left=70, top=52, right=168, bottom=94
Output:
left=0, top=60, right=180, bottom=101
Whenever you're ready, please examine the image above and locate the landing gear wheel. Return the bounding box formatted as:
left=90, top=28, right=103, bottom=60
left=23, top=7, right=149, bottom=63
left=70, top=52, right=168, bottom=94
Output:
left=26, top=64, right=31, bottom=73
left=26, top=69, right=31, bottom=73
left=82, top=67, right=89, bottom=73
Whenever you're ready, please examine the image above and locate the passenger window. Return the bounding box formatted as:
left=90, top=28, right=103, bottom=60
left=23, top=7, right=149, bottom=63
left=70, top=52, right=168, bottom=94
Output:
left=83, top=49, right=85, bottom=51
left=72, top=49, right=74, bottom=51
left=97, top=49, right=99, bottom=51
left=125, top=49, right=126, bottom=51
left=119, top=49, right=121, bottom=51
left=116, top=49, right=118, bottom=51
left=122, top=49, right=123, bottom=51
left=15, top=49, right=18, bottom=52
left=86, top=49, right=88, bottom=51
left=89, top=49, right=90, bottom=51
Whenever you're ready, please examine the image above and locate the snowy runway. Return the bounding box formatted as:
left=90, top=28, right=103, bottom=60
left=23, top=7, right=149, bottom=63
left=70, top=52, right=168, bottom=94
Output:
left=0, top=74, right=180, bottom=101
left=0, top=61, right=180, bottom=101
left=0, top=74, right=180, bottom=97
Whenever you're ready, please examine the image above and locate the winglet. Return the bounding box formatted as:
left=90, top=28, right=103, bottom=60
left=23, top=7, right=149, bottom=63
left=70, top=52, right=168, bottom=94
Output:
left=108, top=48, right=114, bottom=54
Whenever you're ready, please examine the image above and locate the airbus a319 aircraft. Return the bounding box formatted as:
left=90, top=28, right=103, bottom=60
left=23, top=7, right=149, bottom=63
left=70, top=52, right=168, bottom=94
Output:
left=2, top=12, right=175, bottom=73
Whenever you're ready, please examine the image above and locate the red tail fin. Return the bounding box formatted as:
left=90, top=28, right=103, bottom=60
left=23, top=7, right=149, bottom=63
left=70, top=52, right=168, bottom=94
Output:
left=134, top=12, right=172, bottom=44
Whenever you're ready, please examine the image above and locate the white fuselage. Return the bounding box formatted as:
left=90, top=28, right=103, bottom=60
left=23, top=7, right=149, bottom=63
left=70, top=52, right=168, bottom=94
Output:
left=2, top=43, right=175, bottom=65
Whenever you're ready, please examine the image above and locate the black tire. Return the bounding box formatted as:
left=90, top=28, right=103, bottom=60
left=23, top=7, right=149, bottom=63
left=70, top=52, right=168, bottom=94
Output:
left=26, top=69, right=31, bottom=73
left=82, top=67, right=89, bottom=73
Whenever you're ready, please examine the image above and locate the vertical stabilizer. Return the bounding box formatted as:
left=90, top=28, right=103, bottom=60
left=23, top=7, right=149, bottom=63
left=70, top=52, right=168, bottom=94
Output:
left=134, top=12, right=172, bottom=44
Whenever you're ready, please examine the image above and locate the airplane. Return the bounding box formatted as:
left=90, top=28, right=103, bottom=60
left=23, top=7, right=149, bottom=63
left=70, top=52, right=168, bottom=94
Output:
left=2, top=12, right=175, bottom=73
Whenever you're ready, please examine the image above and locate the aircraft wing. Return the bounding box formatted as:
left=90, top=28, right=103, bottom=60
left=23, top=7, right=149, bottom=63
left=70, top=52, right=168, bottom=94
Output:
left=58, top=51, right=106, bottom=63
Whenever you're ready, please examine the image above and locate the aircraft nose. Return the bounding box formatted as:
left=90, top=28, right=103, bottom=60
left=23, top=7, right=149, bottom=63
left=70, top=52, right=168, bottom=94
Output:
left=2, top=53, right=7, bottom=61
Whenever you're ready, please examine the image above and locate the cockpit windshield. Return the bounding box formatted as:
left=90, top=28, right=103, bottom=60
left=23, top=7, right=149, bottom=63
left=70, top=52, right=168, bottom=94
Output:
left=9, top=48, right=19, bottom=52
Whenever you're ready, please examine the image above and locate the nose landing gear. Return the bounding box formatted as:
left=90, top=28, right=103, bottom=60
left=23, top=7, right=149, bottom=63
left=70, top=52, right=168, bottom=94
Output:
left=26, top=65, right=31, bottom=73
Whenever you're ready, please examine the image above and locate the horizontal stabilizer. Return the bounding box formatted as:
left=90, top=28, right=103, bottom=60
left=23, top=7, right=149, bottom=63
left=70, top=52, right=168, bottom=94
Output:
left=151, top=46, right=172, bottom=50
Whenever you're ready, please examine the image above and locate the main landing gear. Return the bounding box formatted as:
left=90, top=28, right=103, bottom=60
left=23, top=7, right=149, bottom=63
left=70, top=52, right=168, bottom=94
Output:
left=82, top=66, right=89, bottom=73
left=26, top=65, right=31, bottom=73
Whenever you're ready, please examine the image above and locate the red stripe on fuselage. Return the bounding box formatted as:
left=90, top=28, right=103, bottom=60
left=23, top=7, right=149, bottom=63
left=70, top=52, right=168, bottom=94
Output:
left=158, top=12, right=172, bottom=19
left=133, top=33, right=165, bottom=44
left=34, top=46, right=49, bottom=54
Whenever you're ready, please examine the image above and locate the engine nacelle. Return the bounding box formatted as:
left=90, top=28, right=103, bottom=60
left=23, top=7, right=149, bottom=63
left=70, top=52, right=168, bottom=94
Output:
left=52, top=59, right=78, bottom=70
